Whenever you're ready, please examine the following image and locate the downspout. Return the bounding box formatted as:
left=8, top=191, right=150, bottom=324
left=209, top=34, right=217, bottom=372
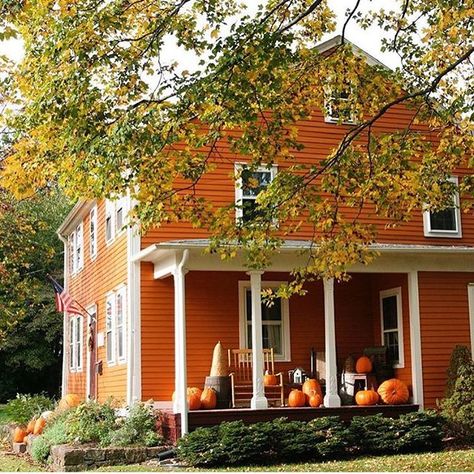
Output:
left=57, top=232, right=69, bottom=398
left=175, top=249, right=189, bottom=436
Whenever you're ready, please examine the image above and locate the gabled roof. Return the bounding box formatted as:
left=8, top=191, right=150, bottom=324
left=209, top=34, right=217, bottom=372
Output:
left=316, top=34, right=390, bottom=70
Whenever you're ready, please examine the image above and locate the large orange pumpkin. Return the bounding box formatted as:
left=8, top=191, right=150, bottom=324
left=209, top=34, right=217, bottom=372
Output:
left=355, top=356, right=373, bottom=374
left=302, top=379, right=322, bottom=404
left=355, top=390, right=379, bottom=406
left=288, top=389, right=306, bottom=407
left=264, top=372, right=278, bottom=386
left=187, top=393, right=201, bottom=411
left=308, top=393, right=322, bottom=407
left=172, top=387, right=203, bottom=402
left=200, top=388, right=217, bottom=410
left=33, top=417, right=46, bottom=435
left=26, top=418, right=36, bottom=434
left=58, top=393, right=81, bottom=410
left=377, top=378, right=409, bottom=405
left=13, top=427, right=27, bottom=443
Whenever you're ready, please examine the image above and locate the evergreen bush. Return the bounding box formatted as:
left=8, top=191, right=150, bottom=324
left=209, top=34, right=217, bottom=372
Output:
left=445, top=345, right=472, bottom=397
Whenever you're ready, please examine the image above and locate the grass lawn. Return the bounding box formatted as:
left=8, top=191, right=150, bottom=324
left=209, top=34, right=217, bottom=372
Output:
left=0, top=448, right=472, bottom=472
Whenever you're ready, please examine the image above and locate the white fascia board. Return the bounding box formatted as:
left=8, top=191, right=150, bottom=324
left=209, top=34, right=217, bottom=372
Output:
left=57, top=199, right=96, bottom=237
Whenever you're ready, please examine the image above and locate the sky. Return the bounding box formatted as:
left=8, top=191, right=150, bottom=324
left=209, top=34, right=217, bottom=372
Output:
left=0, top=1, right=401, bottom=69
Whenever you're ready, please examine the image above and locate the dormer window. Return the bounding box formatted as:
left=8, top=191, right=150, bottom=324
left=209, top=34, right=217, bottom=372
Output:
left=235, top=164, right=277, bottom=222
left=423, top=176, right=462, bottom=238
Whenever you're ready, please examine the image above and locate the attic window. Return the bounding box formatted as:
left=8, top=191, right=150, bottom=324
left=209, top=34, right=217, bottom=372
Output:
left=324, top=80, right=356, bottom=124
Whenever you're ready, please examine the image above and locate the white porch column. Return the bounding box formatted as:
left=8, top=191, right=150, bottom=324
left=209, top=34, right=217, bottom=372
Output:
left=248, top=271, right=268, bottom=409
left=408, top=271, right=424, bottom=409
left=173, top=251, right=189, bottom=435
left=323, top=278, right=341, bottom=407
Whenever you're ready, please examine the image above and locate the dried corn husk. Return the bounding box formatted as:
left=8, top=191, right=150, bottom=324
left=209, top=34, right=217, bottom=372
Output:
left=210, top=341, right=227, bottom=376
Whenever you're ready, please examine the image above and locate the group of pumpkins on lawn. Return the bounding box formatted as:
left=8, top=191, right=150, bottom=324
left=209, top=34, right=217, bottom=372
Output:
left=287, top=356, right=410, bottom=407
left=12, top=394, right=81, bottom=444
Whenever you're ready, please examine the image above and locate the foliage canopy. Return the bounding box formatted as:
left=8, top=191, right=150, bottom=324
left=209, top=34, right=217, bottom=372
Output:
left=0, top=0, right=473, bottom=291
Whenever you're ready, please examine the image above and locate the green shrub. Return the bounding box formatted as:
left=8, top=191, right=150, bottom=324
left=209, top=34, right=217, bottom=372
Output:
left=307, top=416, right=349, bottom=459
left=441, top=361, right=474, bottom=439
left=5, top=394, right=54, bottom=424
left=31, top=416, right=69, bottom=463
left=445, top=345, right=472, bottom=398
left=108, top=403, right=163, bottom=447
left=65, top=400, right=116, bottom=445
left=177, top=425, right=221, bottom=467
left=396, top=410, right=444, bottom=452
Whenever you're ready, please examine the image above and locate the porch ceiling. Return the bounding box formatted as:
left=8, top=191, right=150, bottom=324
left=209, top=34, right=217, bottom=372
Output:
left=131, top=239, right=474, bottom=279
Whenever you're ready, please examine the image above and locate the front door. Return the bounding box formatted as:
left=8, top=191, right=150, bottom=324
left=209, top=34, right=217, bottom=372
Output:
left=87, top=307, right=98, bottom=399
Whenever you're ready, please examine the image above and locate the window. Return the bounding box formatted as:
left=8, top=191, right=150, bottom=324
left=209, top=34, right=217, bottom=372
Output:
left=235, top=164, right=277, bottom=222
left=69, top=315, right=84, bottom=372
left=69, top=221, right=84, bottom=275
left=115, top=197, right=126, bottom=234
left=423, top=177, right=462, bottom=238
left=105, top=199, right=115, bottom=243
left=380, top=287, right=404, bottom=368
left=324, top=82, right=355, bottom=124
left=239, top=281, right=291, bottom=361
left=106, top=294, right=115, bottom=364
left=116, top=287, right=126, bottom=362
left=105, top=287, right=127, bottom=365
left=89, top=206, right=97, bottom=259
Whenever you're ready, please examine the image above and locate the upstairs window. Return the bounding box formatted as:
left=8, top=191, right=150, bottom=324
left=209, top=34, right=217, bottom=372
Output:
left=235, top=164, right=277, bottom=222
left=105, top=199, right=115, bottom=243
left=89, top=206, right=98, bottom=260
left=105, top=197, right=127, bottom=244
left=423, top=176, right=462, bottom=238
left=69, top=222, right=84, bottom=275
left=324, top=79, right=356, bottom=124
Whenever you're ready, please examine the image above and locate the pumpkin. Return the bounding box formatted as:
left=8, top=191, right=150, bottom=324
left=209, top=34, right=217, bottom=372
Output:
left=302, top=378, right=322, bottom=404
left=58, top=393, right=81, bottom=410
left=172, top=387, right=203, bottom=402
left=41, top=410, right=54, bottom=421
left=288, top=389, right=306, bottom=407
left=263, top=371, right=278, bottom=386
left=23, top=435, right=29, bottom=444
left=26, top=418, right=36, bottom=434
left=13, top=427, right=27, bottom=443
left=355, top=356, right=373, bottom=374
left=308, top=393, right=322, bottom=407
left=355, top=390, right=379, bottom=406
left=33, top=417, right=46, bottom=435
left=200, top=388, right=217, bottom=410
left=187, top=393, right=201, bottom=411
left=377, top=378, right=410, bottom=405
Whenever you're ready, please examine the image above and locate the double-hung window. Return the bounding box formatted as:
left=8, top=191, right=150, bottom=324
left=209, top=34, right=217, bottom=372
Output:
left=324, top=80, right=355, bottom=124
left=423, top=176, right=462, bottom=238
left=89, top=206, right=98, bottom=260
left=239, top=281, right=291, bottom=361
left=69, top=221, right=84, bottom=275
left=105, top=287, right=127, bottom=366
left=69, top=315, right=83, bottom=372
left=380, top=287, right=404, bottom=368
left=105, top=200, right=115, bottom=244
left=235, top=164, right=277, bottom=222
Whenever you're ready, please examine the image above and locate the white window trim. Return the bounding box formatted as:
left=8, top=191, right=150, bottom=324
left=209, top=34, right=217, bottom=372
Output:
left=89, top=206, right=98, bottom=261
left=380, top=287, right=405, bottom=369
left=324, top=85, right=356, bottom=125
left=238, top=280, right=291, bottom=362
left=106, top=292, right=116, bottom=366
left=116, top=285, right=127, bottom=364
left=105, top=199, right=116, bottom=245
left=69, top=221, right=84, bottom=276
left=423, top=176, right=462, bottom=238
left=115, top=197, right=127, bottom=237
left=69, top=315, right=84, bottom=373
left=235, top=163, right=278, bottom=222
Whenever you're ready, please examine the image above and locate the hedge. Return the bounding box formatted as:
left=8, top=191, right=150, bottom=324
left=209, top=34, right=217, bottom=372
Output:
left=177, top=411, right=444, bottom=467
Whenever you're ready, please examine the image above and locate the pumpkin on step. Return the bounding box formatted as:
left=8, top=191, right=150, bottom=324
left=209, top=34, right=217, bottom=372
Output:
left=355, top=356, right=373, bottom=374
left=58, top=393, right=81, bottom=410
left=26, top=418, right=36, bottom=435
left=377, top=378, right=409, bottom=405
left=13, top=427, right=27, bottom=443
left=302, top=378, right=322, bottom=404
left=187, top=393, right=201, bottom=411
left=200, top=388, right=217, bottom=410
left=355, top=390, right=379, bottom=406
left=33, top=417, right=46, bottom=435
left=288, top=389, right=306, bottom=407
left=264, top=371, right=278, bottom=386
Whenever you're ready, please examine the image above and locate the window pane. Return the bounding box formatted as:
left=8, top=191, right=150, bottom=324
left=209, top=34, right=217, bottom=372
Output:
left=382, top=295, right=398, bottom=330
left=242, top=199, right=261, bottom=222
left=242, top=170, right=271, bottom=197
left=118, top=327, right=124, bottom=359
left=116, top=208, right=123, bottom=231
left=384, top=331, right=399, bottom=365
left=106, top=217, right=112, bottom=241
left=430, top=207, right=456, bottom=231
left=263, top=324, right=282, bottom=354
left=262, top=299, right=281, bottom=321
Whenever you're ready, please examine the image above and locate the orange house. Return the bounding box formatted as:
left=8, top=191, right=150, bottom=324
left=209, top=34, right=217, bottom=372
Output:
left=57, top=37, right=474, bottom=435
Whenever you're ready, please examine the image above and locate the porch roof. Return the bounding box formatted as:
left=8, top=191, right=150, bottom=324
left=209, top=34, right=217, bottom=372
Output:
left=131, top=239, right=474, bottom=277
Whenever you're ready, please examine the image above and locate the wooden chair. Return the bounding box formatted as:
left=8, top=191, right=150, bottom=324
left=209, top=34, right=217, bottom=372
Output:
left=228, top=348, right=284, bottom=407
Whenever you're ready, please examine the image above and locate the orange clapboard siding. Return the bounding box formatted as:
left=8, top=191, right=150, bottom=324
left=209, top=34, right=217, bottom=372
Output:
left=67, top=200, right=128, bottom=402
left=141, top=105, right=474, bottom=249
left=140, top=270, right=403, bottom=401
left=418, top=272, right=474, bottom=408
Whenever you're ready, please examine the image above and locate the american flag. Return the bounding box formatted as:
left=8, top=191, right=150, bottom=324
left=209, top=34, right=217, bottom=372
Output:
left=48, top=275, right=82, bottom=315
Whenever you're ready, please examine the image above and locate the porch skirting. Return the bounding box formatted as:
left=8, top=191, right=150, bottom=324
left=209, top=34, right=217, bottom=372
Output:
left=158, top=404, right=419, bottom=443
